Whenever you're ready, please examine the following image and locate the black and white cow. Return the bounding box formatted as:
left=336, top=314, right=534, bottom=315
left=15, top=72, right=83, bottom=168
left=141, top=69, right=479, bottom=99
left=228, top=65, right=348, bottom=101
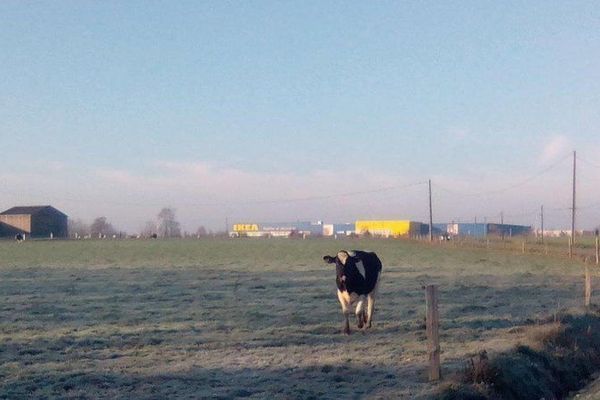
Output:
left=323, top=250, right=382, bottom=334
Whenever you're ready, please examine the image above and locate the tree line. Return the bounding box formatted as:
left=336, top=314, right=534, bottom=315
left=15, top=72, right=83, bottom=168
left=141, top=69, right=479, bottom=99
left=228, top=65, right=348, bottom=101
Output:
left=68, top=207, right=211, bottom=239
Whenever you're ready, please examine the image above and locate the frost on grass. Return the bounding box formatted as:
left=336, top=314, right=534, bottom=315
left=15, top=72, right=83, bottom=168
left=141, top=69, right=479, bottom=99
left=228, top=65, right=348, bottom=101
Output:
left=0, top=238, right=587, bottom=399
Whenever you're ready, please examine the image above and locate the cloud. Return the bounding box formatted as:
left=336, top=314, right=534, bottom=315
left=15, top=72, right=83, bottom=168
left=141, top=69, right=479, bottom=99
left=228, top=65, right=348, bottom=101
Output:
left=87, top=161, right=429, bottom=229
left=4, top=155, right=599, bottom=232
left=447, top=127, right=469, bottom=141
left=95, top=161, right=404, bottom=204
left=539, top=135, right=570, bottom=164
left=95, top=169, right=140, bottom=185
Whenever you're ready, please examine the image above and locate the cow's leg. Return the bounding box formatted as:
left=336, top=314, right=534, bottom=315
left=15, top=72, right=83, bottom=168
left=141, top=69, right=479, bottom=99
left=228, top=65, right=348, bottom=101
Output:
left=337, top=290, right=351, bottom=335
left=366, top=292, right=376, bottom=329
left=355, top=296, right=366, bottom=329
left=365, top=278, right=380, bottom=329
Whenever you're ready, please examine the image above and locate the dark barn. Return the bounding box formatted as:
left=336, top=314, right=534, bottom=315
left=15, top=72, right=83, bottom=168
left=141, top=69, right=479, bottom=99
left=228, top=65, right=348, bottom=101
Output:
left=0, top=206, right=68, bottom=239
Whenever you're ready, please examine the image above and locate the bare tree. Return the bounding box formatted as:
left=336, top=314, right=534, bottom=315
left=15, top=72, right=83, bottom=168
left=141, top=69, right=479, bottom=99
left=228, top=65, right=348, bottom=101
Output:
left=141, top=221, right=157, bottom=238
left=196, top=226, right=207, bottom=238
left=157, top=207, right=181, bottom=238
left=68, top=218, right=90, bottom=238
left=90, top=217, right=116, bottom=238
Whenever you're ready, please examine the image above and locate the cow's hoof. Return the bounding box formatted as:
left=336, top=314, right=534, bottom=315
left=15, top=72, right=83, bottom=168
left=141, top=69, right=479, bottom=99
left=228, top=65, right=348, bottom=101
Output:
left=343, top=328, right=351, bottom=335
left=357, top=311, right=367, bottom=329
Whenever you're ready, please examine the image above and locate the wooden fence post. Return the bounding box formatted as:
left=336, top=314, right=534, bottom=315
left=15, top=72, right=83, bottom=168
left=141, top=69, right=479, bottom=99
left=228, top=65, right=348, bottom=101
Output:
left=522, top=241, right=525, bottom=254
left=585, top=266, right=592, bottom=308
left=596, top=236, right=599, bottom=265
left=425, top=285, right=441, bottom=381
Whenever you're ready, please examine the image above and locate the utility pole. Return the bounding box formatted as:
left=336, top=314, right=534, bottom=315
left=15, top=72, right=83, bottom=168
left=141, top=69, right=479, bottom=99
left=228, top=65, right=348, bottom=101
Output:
left=571, top=150, right=576, bottom=244
left=483, top=216, right=487, bottom=237
left=428, top=179, right=433, bottom=242
left=540, top=205, right=544, bottom=244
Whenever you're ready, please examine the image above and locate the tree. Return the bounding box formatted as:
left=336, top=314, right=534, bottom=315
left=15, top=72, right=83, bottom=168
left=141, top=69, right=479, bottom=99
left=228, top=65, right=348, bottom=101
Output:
left=90, top=217, right=116, bottom=238
left=68, top=218, right=90, bottom=238
left=196, top=226, right=207, bottom=237
left=141, top=220, right=157, bottom=238
left=157, top=207, right=181, bottom=238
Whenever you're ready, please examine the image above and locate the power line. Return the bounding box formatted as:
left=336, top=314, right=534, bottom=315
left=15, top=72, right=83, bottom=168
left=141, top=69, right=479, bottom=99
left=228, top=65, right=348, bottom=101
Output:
left=502, top=210, right=540, bottom=219
left=446, top=206, right=572, bottom=224
left=578, top=200, right=600, bottom=210
left=433, top=153, right=571, bottom=197
left=577, top=156, right=600, bottom=169
left=0, top=181, right=428, bottom=209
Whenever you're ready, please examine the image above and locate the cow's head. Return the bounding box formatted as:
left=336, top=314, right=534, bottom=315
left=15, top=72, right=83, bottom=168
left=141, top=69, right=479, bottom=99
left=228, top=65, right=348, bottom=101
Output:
left=323, top=251, right=353, bottom=280
left=323, top=250, right=350, bottom=265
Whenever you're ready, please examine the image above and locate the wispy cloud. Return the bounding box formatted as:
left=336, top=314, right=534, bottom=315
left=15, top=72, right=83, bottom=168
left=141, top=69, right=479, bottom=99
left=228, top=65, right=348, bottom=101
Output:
left=95, top=161, right=403, bottom=203
left=84, top=161, right=427, bottom=230
left=539, top=135, right=570, bottom=164
left=3, top=155, right=599, bottom=232
left=447, top=127, right=469, bottom=141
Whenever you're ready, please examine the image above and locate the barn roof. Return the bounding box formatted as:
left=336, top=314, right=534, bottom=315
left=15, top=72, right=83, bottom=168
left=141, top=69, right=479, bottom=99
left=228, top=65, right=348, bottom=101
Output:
left=0, top=206, right=67, bottom=217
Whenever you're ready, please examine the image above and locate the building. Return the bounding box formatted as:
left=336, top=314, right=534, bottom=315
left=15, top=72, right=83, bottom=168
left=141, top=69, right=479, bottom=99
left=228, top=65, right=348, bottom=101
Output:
left=486, top=223, right=531, bottom=237
left=0, top=221, right=26, bottom=237
left=355, top=220, right=423, bottom=238
left=231, top=221, right=324, bottom=238
left=534, top=229, right=597, bottom=238
left=323, top=223, right=356, bottom=237
left=0, top=206, right=68, bottom=239
left=434, top=222, right=532, bottom=238
left=446, top=223, right=488, bottom=237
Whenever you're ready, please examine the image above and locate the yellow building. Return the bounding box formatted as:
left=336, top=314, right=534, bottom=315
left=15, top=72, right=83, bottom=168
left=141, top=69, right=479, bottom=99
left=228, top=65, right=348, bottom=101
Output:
left=355, top=220, right=421, bottom=237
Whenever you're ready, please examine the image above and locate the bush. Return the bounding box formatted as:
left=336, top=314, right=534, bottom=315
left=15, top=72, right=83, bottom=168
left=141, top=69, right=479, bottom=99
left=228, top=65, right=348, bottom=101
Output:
left=437, top=312, right=600, bottom=400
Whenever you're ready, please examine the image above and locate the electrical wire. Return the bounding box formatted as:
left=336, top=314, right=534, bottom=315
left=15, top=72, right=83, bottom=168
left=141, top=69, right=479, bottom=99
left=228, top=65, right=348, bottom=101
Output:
left=0, top=180, right=428, bottom=208
left=433, top=153, right=571, bottom=197
left=577, top=156, right=600, bottom=169
left=578, top=200, right=600, bottom=210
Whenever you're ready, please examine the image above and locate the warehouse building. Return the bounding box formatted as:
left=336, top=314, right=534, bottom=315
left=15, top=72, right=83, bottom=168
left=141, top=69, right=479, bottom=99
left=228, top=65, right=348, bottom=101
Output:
left=434, top=222, right=532, bottom=238
left=322, top=223, right=356, bottom=237
left=0, top=206, right=68, bottom=239
left=355, top=220, right=423, bottom=238
left=231, top=221, right=324, bottom=238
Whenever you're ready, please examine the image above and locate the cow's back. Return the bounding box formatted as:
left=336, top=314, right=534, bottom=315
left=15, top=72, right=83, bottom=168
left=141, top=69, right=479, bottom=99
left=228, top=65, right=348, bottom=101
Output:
left=352, top=250, right=382, bottom=294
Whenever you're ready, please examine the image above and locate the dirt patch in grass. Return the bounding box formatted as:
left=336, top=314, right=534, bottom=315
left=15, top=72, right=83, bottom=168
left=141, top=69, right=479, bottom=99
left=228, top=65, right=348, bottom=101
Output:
left=437, top=311, right=600, bottom=400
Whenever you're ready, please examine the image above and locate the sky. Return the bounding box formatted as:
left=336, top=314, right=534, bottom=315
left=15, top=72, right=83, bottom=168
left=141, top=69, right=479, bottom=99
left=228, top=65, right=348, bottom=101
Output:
left=1, top=1, right=600, bottom=233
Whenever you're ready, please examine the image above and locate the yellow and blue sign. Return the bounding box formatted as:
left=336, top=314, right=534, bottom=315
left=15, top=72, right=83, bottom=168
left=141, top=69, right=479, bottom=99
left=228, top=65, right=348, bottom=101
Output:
left=233, top=224, right=259, bottom=232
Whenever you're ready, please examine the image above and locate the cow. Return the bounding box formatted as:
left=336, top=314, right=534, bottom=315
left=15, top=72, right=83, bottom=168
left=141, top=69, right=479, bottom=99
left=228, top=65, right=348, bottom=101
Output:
left=323, top=250, right=382, bottom=334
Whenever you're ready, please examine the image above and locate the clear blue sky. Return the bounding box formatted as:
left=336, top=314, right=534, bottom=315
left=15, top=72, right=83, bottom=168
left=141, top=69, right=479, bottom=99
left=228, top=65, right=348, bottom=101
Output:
left=1, top=1, right=599, bottom=232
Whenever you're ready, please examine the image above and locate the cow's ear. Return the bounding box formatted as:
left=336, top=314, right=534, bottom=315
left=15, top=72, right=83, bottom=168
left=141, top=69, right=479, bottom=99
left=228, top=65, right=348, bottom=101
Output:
left=323, top=255, right=336, bottom=264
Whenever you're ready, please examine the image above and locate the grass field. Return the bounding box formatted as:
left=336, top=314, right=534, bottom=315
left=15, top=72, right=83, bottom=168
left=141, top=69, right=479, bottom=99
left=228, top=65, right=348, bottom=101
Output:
left=0, top=238, right=595, bottom=399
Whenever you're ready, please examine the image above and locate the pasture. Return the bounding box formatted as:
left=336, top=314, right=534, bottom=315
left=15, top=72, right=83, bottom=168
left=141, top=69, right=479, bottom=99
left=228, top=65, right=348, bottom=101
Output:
left=0, top=238, right=594, bottom=399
